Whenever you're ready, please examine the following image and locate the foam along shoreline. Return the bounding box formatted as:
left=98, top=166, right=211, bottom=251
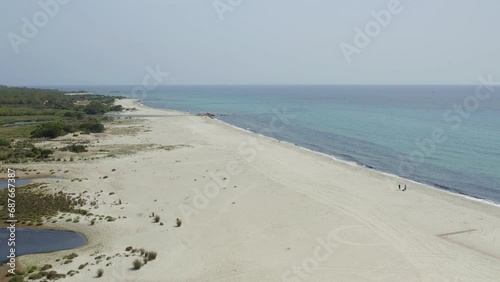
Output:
left=18, top=98, right=500, bottom=282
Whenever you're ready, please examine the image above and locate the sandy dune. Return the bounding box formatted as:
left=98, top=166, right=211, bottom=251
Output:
left=20, top=99, right=500, bottom=282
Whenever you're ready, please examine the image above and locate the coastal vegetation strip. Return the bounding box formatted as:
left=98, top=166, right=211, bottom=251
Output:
left=4, top=245, right=160, bottom=281
left=0, top=183, right=87, bottom=225
left=0, top=85, right=123, bottom=162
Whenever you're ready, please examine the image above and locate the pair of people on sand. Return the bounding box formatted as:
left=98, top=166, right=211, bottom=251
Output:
left=398, top=184, right=407, bottom=191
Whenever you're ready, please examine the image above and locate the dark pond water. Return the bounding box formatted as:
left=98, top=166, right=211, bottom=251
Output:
left=0, top=229, right=87, bottom=262
left=0, top=179, right=31, bottom=190
left=2, top=121, right=42, bottom=127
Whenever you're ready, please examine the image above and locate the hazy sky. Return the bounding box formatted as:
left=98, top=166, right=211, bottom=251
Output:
left=1, top=0, right=499, bottom=85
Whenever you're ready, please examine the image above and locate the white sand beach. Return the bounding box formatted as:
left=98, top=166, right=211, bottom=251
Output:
left=18, top=99, right=500, bottom=282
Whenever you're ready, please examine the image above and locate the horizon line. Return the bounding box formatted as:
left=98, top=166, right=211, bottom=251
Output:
left=6, top=83, right=500, bottom=88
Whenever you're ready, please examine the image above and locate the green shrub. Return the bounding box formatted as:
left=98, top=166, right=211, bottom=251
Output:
left=62, top=123, right=77, bottom=133
left=65, top=144, right=88, bottom=153
left=154, top=215, right=160, bottom=223
left=30, top=121, right=66, bottom=138
left=110, top=105, right=123, bottom=112
left=28, top=272, right=44, bottom=280
left=84, top=102, right=109, bottom=115
left=8, top=275, right=25, bottom=282
left=63, top=253, right=78, bottom=259
left=45, top=271, right=66, bottom=280
left=0, top=183, right=86, bottom=223
left=64, top=111, right=75, bottom=117
left=78, top=121, right=105, bottom=133
left=62, top=111, right=84, bottom=120
left=41, top=264, right=52, bottom=271
left=26, top=266, right=37, bottom=273
left=97, top=268, right=104, bottom=278
left=0, top=138, right=11, bottom=147
left=46, top=271, right=58, bottom=279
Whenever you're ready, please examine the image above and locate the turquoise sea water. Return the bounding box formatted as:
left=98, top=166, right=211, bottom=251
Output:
left=52, top=85, right=500, bottom=203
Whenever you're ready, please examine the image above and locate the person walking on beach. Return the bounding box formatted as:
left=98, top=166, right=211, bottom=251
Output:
left=398, top=184, right=401, bottom=191
left=402, top=185, right=407, bottom=191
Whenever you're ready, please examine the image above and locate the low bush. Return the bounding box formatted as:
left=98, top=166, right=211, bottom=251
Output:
left=63, top=253, right=78, bottom=260
left=28, top=273, right=44, bottom=280
left=147, top=251, right=157, bottom=261
left=84, top=102, right=109, bottom=115
left=45, top=271, right=66, bottom=280
left=78, top=121, right=105, bottom=133
left=132, top=259, right=142, bottom=270
left=64, top=144, right=88, bottom=153
left=30, top=121, right=66, bottom=138
left=46, top=271, right=58, bottom=279
left=26, top=266, right=36, bottom=274
left=8, top=275, right=25, bottom=282
left=110, top=105, right=123, bottom=111
left=0, top=138, right=11, bottom=147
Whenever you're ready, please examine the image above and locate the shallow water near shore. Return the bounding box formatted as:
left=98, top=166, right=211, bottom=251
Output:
left=0, top=229, right=87, bottom=262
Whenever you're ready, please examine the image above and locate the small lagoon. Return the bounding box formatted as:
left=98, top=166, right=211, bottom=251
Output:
left=0, top=179, right=31, bottom=191
left=0, top=229, right=87, bottom=262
